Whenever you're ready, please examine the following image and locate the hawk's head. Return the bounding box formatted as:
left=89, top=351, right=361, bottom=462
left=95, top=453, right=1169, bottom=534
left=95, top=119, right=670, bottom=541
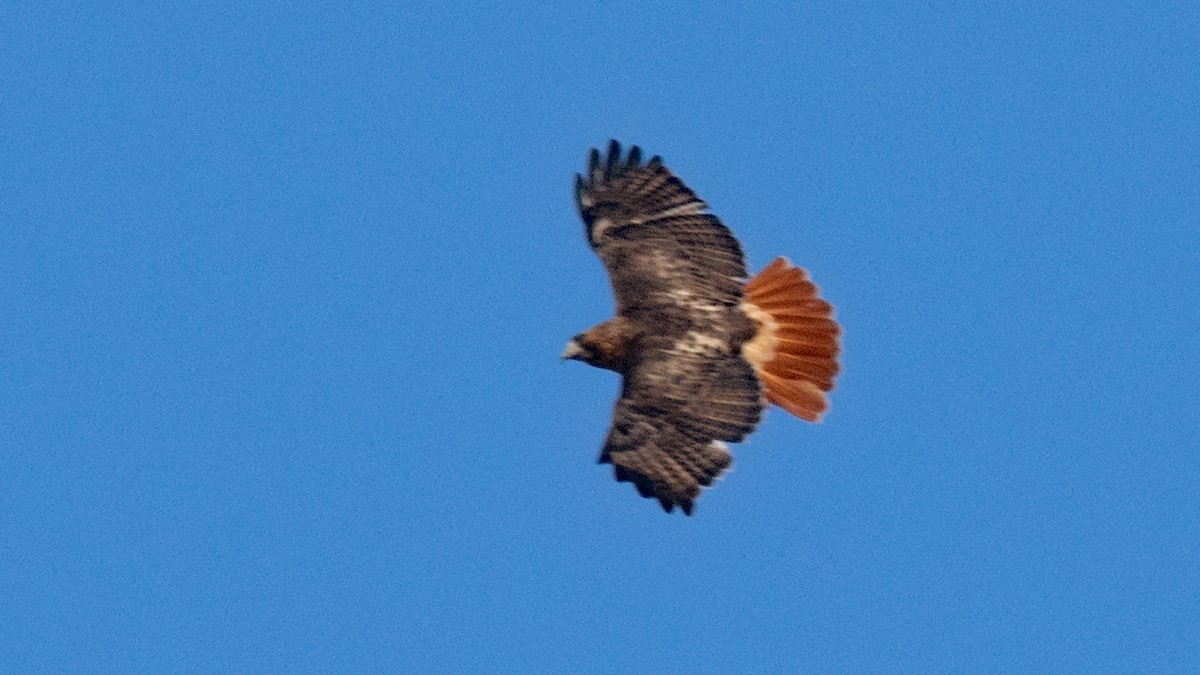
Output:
left=560, top=333, right=614, bottom=371
left=560, top=317, right=634, bottom=373
left=560, top=334, right=596, bottom=362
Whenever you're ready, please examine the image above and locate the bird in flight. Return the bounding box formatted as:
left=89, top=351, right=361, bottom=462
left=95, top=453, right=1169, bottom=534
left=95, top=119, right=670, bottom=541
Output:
left=562, top=140, right=841, bottom=515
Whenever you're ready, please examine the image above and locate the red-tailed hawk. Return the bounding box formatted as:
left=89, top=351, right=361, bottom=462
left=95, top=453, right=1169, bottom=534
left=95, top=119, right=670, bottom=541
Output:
left=562, top=141, right=842, bottom=515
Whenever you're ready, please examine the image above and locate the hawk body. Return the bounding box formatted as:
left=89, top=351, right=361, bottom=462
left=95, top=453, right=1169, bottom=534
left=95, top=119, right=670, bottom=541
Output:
left=565, top=141, right=841, bottom=515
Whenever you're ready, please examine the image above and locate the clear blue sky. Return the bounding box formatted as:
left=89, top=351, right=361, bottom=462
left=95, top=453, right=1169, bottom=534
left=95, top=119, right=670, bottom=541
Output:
left=3, top=2, right=1197, bottom=671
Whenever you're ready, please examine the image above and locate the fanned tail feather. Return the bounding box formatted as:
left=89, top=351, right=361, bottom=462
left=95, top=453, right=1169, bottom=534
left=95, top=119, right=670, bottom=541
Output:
left=741, top=257, right=841, bottom=422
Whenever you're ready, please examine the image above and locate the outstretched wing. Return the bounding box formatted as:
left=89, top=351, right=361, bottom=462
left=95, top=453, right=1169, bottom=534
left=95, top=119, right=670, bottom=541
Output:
left=600, top=342, right=763, bottom=514
left=575, top=140, right=748, bottom=321
left=576, top=141, right=765, bottom=513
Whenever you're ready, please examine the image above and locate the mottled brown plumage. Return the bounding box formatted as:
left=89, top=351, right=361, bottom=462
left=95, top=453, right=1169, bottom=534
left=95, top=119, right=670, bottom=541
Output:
left=564, top=141, right=841, bottom=515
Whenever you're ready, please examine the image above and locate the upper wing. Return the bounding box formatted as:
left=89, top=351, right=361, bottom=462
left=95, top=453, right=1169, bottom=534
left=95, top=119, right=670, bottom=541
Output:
left=600, top=341, right=764, bottom=515
left=575, top=140, right=748, bottom=322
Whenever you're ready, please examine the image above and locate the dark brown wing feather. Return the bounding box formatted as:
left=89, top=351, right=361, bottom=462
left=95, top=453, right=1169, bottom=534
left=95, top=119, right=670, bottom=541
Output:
left=576, top=140, right=747, bottom=319
left=600, top=348, right=762, bottom=514
left=577, top=141, right=765, bottom=514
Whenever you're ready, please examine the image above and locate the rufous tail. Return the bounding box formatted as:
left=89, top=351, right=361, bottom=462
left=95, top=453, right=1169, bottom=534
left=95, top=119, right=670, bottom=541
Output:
left=741, top=257, right=841, bottom=422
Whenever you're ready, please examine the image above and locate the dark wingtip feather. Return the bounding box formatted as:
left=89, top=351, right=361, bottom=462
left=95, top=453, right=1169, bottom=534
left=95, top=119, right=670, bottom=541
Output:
left=588, top=147, right=601, bottom=177
left=634, top=479, right=654, bottom=498
left=582, top=140, right=650, bottom=185
left=648, top=155, right=663, bottom=167
left=605, top=139, right=621, bottom=178
left=608, top=461, right=698, bottom=515
left=627, top=145, right=642, bottom=168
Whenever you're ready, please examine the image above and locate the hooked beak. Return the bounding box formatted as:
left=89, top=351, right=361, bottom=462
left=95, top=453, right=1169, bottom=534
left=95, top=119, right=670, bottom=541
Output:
left=560, top=339, right=584, bottom=361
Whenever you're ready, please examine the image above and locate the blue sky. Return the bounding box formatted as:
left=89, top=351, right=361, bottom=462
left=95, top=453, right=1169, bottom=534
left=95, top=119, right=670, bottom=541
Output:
left=3, top=2, right=1198, bottom=671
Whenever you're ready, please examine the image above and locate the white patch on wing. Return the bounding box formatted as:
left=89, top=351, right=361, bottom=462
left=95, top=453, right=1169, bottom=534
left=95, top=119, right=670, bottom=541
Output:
left=666, top=287, right=723, bottom=315
left=667, top=287, right=693, bottom=303
left=690, top=331, right=727, bottom=350
left=590, top=216, right=614, bottom=243
left=651, top=201, right=707, bottom=219
left=673, top=330, right=729, bottom=356
left=709, top=441, right=732, bottom=481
